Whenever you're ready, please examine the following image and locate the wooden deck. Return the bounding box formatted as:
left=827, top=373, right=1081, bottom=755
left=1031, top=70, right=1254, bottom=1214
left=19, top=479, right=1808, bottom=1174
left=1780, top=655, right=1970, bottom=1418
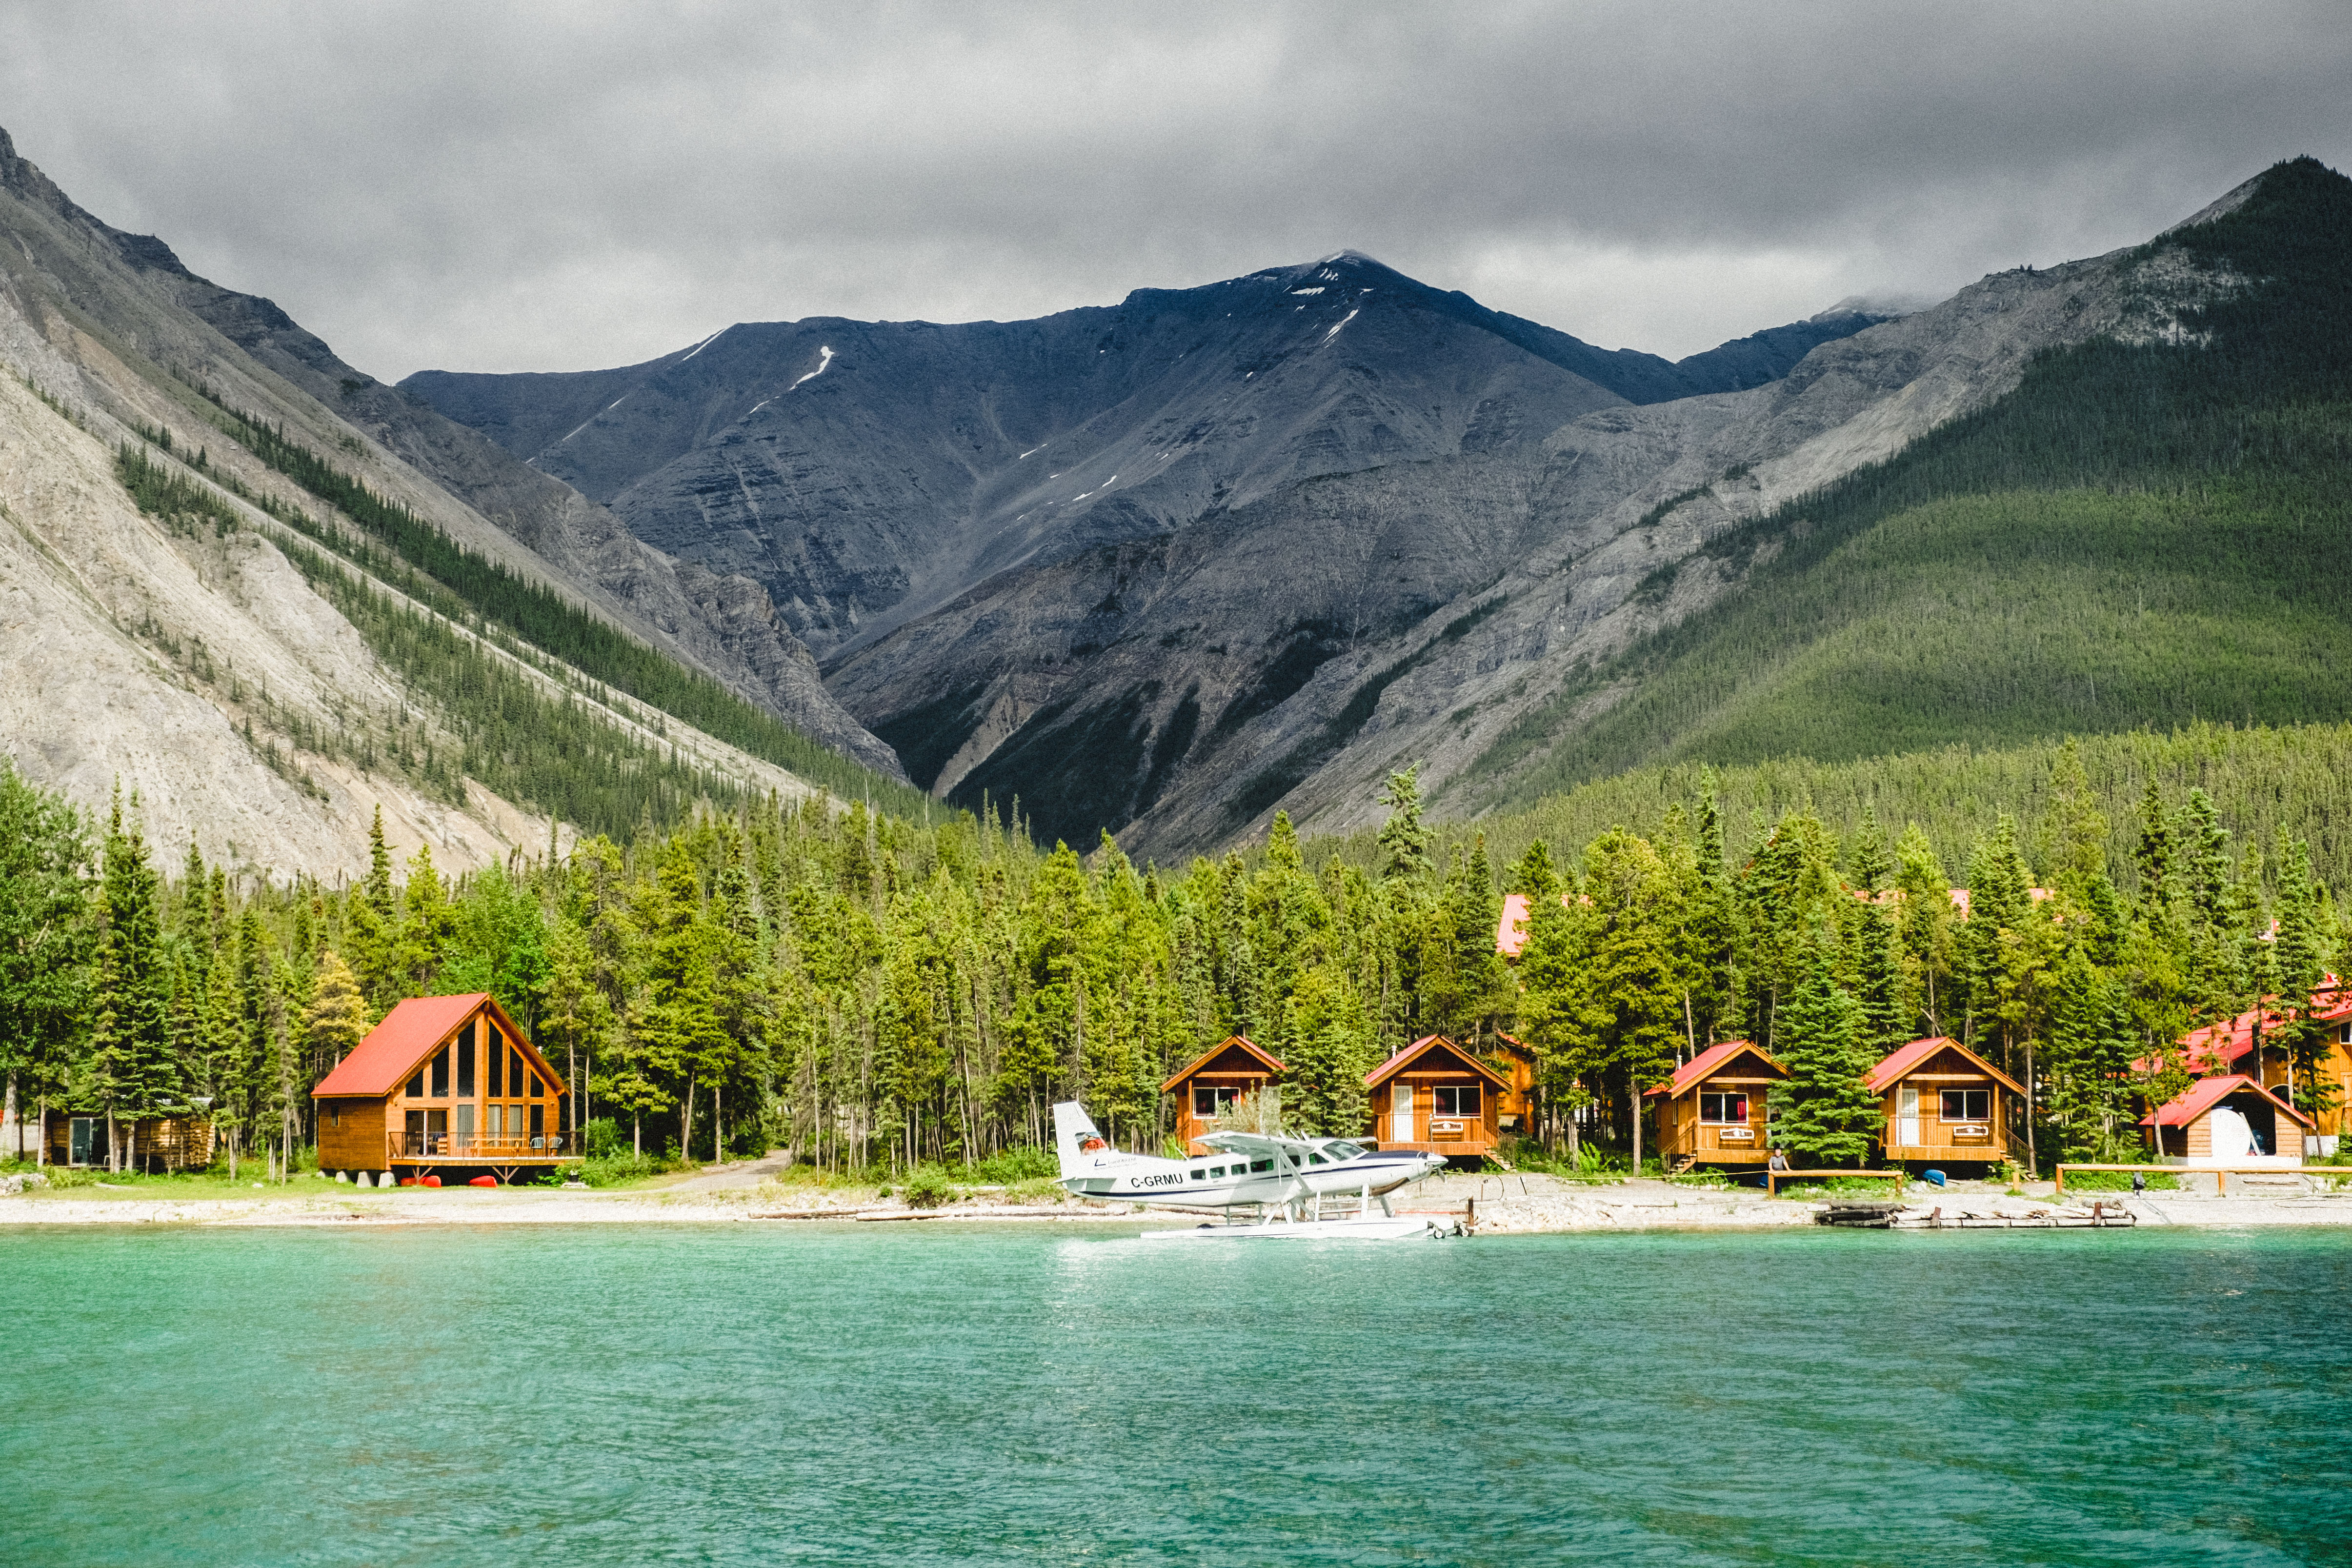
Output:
left=389, top=1132, right=577, bottom=1166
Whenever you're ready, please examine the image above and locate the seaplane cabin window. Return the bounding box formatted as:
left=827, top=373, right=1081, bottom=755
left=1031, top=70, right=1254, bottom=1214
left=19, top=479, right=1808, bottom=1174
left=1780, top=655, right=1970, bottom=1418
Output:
left=1699, top=1091, right=1749, bottom=1124
left=1941, top=1089, right=1990, bottom=1122
left=1192, top=1085, right=1240, bottom=1118
left=1189, top=1169, right=1206, bottom=1181
left=1432, top=1085, right=1480, bottom=1117
left=1306, top=1153, right=1326, bottom=1165
left=1249, top=1159, right=1273, bottom=1173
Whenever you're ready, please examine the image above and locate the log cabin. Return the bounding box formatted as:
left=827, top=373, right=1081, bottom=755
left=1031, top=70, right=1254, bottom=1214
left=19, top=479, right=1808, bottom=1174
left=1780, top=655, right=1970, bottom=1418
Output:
left=1646, top=1040, right=1785, bottom=1171
left=1866, top=1037, right=2026, bottom=1172
left=1162, top=1036, right=1284, bottom=1155
left=2142, top=1074, right=2313, bottom=1166
left=1364, top=1035, right=1511, bottom=1163
left=312, top=993, right=569, bottom=1184
left=40, top=1109, right=214, bottom=1172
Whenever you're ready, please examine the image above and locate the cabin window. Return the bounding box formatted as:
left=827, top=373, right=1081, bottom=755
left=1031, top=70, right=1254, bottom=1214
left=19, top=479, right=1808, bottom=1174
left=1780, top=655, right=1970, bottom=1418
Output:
left=406, top=1067, right=425, bottom=1099
left=1249, top=1159, right=1272, bottom=1173
left=456, top=1022, right=477, bottom=1097
left=1208, top=1166, right=1227, bottom=1178
left=430, top=1047, right=449, bottom=1099
left=507, top=1045, right=524, bottom=1098
left=329, top=1108, right=341, bottom=1129
left=1941, top=1089, right=1990, bottom=1122
left=530, top=1104, right=545, bottom=1146
left=1432, top=1085, right=1481, bottom=1116
left=1306, top=1153, right=1326, bottom=1165
left=1699, top=1091, right=1749, bottom=1124
left=1192, top=1085, right=1240, bottom=1118
left=1189, top=1168, right=1206, bottom=1181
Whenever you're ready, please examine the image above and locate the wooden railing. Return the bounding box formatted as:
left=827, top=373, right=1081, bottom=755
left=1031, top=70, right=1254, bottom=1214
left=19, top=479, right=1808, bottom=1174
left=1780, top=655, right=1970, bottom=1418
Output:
left=390, top=1130, right=576, bottom=1161
left=2053, top=1162, right=2340, bottom=1195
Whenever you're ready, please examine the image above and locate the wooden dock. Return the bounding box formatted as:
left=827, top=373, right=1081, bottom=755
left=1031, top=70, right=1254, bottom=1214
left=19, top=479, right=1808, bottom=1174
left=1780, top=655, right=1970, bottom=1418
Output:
left=1817, top=1197, right=2138, bottom=1229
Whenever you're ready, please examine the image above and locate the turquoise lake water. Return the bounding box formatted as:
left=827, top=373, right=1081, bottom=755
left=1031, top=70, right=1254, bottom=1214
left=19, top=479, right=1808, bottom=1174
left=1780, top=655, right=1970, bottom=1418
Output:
left=4, top=1222, right=2349, bottom=1567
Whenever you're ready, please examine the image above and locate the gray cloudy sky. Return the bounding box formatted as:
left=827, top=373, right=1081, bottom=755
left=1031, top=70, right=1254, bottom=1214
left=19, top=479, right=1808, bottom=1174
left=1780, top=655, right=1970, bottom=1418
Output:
left=3, top=1, right=2345, bottom=379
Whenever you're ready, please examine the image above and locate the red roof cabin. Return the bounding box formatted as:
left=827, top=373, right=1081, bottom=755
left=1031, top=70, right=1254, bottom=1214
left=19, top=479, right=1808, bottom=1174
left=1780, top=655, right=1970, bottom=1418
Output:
left=2142, top=1075, right=2313, bottom=1167
left=1867, top=1037, right=2025, bottom=1171
left=312, top=994, right=569, bottom=1184
left=1365, top=1035, right=1510, bottom=1163
left=1162, top=1036, right=1284, bottom=1155
left=2170, top=988, right=2352, bottom=1148
left=1645, top=1041, right=1786, bottom=1170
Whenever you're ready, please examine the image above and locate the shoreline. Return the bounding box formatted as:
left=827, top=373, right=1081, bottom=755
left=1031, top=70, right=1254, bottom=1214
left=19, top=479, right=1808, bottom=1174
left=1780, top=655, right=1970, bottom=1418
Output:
left=7, top=1171, right=2352, bottom=1231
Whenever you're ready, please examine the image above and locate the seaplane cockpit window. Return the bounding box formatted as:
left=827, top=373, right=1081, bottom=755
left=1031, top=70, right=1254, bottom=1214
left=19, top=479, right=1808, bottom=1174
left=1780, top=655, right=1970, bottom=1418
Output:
left=1249, top=1159, right=1273, bottom=1173
left=1323, top=1141, right=1363, bottom=1161
left=1306, top=1153, right=1327, bottom=1165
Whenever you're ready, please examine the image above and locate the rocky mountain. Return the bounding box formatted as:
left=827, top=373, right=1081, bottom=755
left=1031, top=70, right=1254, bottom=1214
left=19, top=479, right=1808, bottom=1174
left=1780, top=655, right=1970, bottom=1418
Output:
left=0, top=124, right=907, bottom=878
left=405, top=253, right=1884, bottom=659
left=703, top=189, right=2247, bottom=857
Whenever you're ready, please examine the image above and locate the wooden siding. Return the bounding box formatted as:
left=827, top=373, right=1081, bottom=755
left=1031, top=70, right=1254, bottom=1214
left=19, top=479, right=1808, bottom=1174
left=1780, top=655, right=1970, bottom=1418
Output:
left=1164, top=1039, right=1282, bottom=1155
left=42, top=1111, right=214, bottom=1171
left=1877, top=1042, right=2010, bottom=1165
left=315, top=998, right=569, bottom=1171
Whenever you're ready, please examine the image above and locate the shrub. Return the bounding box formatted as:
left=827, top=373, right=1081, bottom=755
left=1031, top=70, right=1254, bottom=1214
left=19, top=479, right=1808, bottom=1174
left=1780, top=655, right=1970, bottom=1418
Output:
left=900, top=1167, right=957, bottom=1209
left=965, top=1146, right=1056, bottom=1184
left=2060, top=1168, right=2179, bottom=1191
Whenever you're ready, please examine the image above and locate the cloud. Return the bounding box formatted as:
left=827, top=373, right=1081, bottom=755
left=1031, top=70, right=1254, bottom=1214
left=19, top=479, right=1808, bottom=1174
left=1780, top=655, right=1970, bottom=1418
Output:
left=3, top=0, right=2344, bottom=376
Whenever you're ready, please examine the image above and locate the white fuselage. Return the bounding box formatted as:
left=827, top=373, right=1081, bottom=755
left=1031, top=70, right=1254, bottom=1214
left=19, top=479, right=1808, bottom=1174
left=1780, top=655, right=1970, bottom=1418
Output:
left=1059, top=1138, right=1445, bottom=1209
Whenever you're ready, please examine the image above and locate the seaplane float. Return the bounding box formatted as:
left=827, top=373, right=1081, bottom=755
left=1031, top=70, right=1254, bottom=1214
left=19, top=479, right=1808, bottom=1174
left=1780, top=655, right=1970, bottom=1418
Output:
left=1052, top=1101, right=1459, bottom=1239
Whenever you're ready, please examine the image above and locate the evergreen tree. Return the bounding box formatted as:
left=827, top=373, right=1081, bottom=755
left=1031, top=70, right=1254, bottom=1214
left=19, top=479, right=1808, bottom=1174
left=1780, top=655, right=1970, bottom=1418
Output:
left=1771, top=954, right=1879, bottom=1167
left=0, top=762, right=91, bottom=1164
left=87, top=789, right=174, bottom=1170
left=1376, top=766, right=1432, bottom=883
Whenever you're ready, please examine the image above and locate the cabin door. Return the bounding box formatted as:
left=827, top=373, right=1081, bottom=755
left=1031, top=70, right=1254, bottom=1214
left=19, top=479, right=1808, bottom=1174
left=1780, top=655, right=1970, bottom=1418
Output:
left=1390, top=1083, right=1415, bottom=1144
left=1897, top=1086, right=1920, bottom=1148
left=69, top=1116, right=98, bottom=1166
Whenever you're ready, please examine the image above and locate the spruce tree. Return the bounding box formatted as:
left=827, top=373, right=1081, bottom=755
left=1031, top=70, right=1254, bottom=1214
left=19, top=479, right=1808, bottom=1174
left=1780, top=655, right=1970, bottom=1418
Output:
left=1772, top=955, right=1879, bottom=1168
left=87, top=790, right=173, bottom=1170
left=1375, top=766, right=1432, bottom=883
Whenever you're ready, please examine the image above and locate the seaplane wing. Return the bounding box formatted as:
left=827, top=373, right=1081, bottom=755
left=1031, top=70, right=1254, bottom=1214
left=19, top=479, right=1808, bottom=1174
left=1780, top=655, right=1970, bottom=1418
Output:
left=1050, top=1101, right=1449, bottom=1213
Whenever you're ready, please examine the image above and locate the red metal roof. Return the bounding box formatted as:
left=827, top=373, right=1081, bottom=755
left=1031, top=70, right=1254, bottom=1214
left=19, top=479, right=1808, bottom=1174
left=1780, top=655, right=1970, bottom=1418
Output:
left=1364, top=1035, right=1509, bottom=1090
left=2140, top=1073, right=2315, bottom=1129
left=312, top=994, right=556, bottom=1099
left=1863, top=1036, right=2024, bottom=1096
left=1158, top=1035, right=1284, bottom=1094
left=2143, top=979, right=2348, bottom=1076
left=1645, top=1040, right=1784, bottom=1098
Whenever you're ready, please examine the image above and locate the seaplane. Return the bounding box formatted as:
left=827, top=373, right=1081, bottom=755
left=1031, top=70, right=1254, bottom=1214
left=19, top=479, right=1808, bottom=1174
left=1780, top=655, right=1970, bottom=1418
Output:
left=1052, top=1101, right=1455, bottom=1240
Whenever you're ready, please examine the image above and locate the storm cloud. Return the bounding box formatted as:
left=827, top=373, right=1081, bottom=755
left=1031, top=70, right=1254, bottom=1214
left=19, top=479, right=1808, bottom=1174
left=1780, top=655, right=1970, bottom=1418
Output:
left=2, top=0, right=2344, bottom=378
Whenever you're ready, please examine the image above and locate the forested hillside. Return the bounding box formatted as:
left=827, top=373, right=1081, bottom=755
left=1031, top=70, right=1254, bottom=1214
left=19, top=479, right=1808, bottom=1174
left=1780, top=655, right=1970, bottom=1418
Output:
left=1466, top=157, right=2352, bottom=810
left=8, top=714, right=2347, bottom=1183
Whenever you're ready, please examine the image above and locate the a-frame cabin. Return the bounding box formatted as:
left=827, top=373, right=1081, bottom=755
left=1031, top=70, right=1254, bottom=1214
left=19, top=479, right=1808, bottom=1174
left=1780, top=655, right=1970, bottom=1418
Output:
left=313, top=994, right=569, bottom=1184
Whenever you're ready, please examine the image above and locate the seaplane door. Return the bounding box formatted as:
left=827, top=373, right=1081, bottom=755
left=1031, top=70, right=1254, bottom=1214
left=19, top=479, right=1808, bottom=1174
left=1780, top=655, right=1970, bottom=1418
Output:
left=1390, top=1083, right=1415, bottom=1144
left=1897, top=1086, right=1920, bottom=1148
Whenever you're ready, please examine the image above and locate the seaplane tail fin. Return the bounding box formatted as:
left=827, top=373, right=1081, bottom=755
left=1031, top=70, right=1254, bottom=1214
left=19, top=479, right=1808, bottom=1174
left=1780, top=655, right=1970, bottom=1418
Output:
left=1051, top=1101, right=1108, bottom=1180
